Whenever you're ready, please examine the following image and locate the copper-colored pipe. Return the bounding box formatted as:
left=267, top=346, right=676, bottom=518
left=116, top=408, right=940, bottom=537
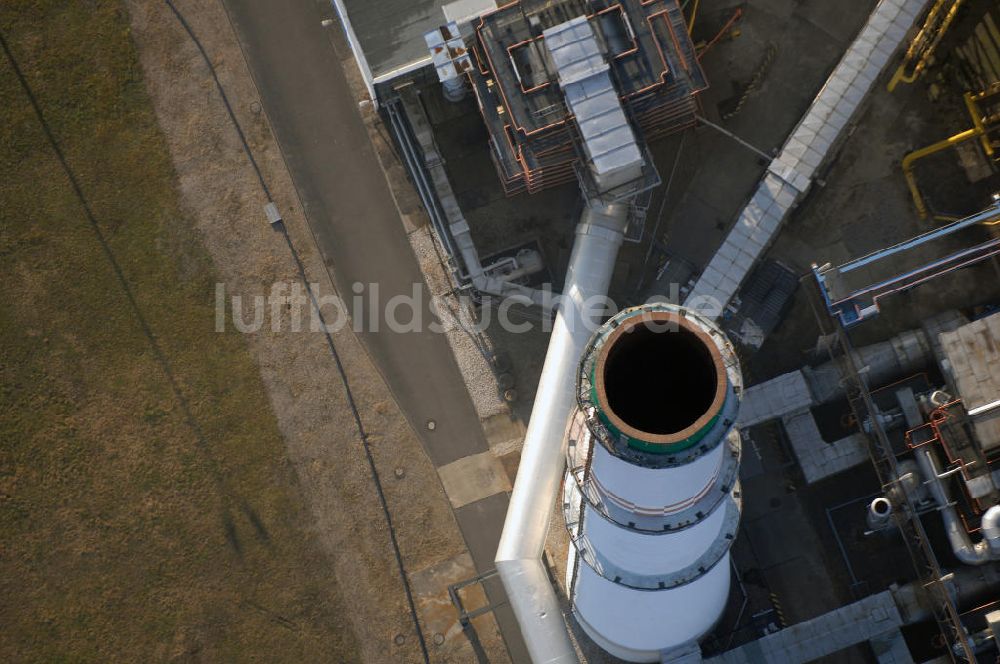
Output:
left=905, top=399, right=996, bottom=516
left=471, top=44, right=490, bottom=76
left=476, top=25, right=571, bottom=136
left=477, top=1, right=691, bottom=135
left=623, top=8, right=708, bottom=100
left=698, top=7, right=742, bottom=60
left=469, top=0, right=701, bottom=191
left=505, top=4, right=642, bottom=94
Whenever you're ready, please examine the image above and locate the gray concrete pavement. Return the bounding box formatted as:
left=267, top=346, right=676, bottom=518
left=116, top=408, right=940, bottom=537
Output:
left=219, top=0, right=526, bottom=660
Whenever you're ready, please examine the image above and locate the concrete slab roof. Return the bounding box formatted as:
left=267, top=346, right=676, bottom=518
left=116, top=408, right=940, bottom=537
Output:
left=338, top=0, right=495, bottom=84
left=940, top=311, right=1000, bottom=450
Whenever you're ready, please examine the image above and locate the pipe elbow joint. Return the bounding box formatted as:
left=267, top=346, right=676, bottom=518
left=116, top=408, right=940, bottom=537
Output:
left=982, top=505, right=1000, bottom=555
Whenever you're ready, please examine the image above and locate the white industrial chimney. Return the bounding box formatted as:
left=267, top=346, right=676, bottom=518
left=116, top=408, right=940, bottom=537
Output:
left=562, top=302, right=743, bottom=661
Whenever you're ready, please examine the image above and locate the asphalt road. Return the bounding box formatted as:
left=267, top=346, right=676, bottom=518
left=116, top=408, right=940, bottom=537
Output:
left=222, top=0, right=486, bottom=470
left=220, top=0, right=527, bottom=660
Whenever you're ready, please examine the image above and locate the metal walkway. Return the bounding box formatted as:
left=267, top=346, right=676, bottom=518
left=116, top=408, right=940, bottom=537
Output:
left=813, top=199, right=1000, bottom=326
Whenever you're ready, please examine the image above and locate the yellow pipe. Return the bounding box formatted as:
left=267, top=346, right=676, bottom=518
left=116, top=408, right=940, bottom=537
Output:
left=963, top=91, right=995, bottom=158
left=887, top=0, right=964, bottom=92
left=902, top=127, right=982, bottom=218
left=888, top=0, right=948, bottom=91
left=905, top=0, right=948, bottom=61
left=688, top=0, right=701, bottom=35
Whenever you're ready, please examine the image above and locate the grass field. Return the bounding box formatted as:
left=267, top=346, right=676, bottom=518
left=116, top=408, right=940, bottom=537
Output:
left=0, top=2, right=358, bottom=660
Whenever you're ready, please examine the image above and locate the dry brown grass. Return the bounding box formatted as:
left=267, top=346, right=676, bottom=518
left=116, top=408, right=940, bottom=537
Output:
left=0, top=1, right=358, bottom=660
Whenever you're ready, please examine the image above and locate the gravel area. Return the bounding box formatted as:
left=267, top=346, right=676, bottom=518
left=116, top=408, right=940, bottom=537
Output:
left=407, top=225, right=509, bottom=421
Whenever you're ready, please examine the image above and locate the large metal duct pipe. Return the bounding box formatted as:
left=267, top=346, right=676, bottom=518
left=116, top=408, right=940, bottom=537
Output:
left=563, top=303, right=743, bottom=661
left=891, top=562, right=1000, bottom=624
left=982, top=504, right=1000, bottom=555
left=802, top=328, right=932, bottom=404
left=495, top=200, right=630, bottom=664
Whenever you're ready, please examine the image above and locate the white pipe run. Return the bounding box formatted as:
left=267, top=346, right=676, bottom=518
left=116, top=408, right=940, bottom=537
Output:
left=982, top=504, right=1000, bottom=555
left=914, top=445, right=1000, bottom=564
left=451, top=216, right=553, bottom=310
left=495, top=201, right=630, bottom=664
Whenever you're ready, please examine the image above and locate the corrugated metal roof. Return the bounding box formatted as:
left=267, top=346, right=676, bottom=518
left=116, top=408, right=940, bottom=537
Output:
left=543, top=16, right=643, bottom=191
left=544, top=15, right=608, bottom=85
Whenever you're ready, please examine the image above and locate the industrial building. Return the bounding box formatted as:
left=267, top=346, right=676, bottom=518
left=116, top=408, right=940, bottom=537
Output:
left=333, top=0, right=1000, bottom=661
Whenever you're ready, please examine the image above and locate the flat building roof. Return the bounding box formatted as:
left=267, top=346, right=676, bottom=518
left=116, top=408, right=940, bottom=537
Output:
left=337, top=0, right=496, bottom=85
left=940, top=311, right=1000, bottom=451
